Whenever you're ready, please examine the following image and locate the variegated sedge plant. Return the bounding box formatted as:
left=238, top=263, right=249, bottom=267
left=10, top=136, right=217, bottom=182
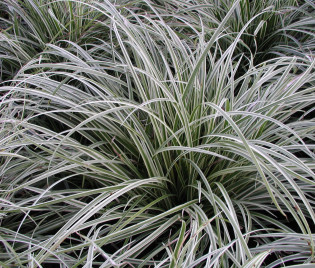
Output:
left=0, top=0, right=314, bottom=267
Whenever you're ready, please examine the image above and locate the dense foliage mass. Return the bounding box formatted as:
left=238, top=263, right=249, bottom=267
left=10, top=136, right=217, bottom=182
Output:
left=0, top=0, right=314, bottom=267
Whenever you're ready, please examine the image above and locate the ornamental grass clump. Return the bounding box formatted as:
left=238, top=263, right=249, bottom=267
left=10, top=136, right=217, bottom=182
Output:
left=0, top=0, right=314, bottom=267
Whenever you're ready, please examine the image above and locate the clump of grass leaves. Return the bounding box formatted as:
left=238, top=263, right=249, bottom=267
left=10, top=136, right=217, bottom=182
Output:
left=0, top=0, right=315, bottom=267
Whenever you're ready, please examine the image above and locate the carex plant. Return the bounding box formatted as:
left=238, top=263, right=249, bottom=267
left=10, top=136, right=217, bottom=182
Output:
left=0, top=0, right=314, bottom=267
left=0, top=0, right=105, bottom=82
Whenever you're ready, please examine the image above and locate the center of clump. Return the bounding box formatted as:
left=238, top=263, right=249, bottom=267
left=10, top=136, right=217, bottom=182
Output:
left=158, top=158, right=209, bottom=209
